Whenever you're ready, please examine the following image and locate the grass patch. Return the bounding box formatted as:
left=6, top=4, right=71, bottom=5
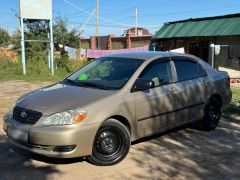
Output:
left=0, top=56, right=88, bottom=82
left=231, top=87, right=240, bottom=104
left=223, top=87, right=240, bottom=118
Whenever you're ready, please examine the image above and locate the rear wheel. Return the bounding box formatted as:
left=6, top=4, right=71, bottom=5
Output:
left=88, top=119, right=130, bottom=166
left=200, top=98, right=221, bottom=131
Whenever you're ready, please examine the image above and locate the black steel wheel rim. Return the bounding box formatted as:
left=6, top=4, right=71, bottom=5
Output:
left=96, top=129, right=122, bottom=157
left=208, top=104, right=220, bottom=127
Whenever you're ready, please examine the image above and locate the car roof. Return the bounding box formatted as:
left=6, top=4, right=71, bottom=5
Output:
left=104, top=51, right=190, bottom=61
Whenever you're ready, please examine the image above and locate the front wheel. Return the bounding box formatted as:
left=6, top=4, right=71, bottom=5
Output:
left=88, top=119, right=131, bottom=166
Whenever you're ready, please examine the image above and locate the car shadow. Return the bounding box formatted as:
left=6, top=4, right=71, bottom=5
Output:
left=127, top=116, right=240, bottom=179
left=9, top=144, right=85, bottom=165
left=0, top=134, right=63, bottom=179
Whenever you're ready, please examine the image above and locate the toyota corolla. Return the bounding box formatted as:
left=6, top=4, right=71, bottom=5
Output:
left=3, top=52, right=231, bottom=166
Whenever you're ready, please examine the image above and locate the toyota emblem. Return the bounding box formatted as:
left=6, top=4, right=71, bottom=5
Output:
left=21, top=111, right=27, bottom=118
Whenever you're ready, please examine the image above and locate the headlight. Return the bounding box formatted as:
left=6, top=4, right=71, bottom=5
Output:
left=43, top=109, right=87, bottom=126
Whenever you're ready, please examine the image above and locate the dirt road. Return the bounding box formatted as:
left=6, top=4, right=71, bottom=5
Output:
left=0, top=81, right=239, bottom=180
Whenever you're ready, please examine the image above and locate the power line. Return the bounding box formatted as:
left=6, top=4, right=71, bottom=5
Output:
left=97, top=0, right=181, bottom=12
left=139, top=5, right=240, bottom=18
left=67, top=0, right=110, bottom=17
left=101, top=16, right=133, bottom=26
left=63, top=0, right=132, bottom=27
left=69, top=21, right=161, bottom=31
left=138, top=7, right=240, bottom=28
left=99, top=8, right=133, bottom=16
left=99, top=0, right=113, bottom=6
left=69, top=21, right=131, bottom=28
left=84, top=0, right=113, bottom=12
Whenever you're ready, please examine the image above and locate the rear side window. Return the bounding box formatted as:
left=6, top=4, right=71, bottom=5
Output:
left=174, top=61, right=206, bottom=81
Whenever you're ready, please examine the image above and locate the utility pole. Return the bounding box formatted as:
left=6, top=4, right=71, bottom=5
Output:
left=96, top=0, right=99, bottom=49
left=135, top=7, right=138, bottom=36
left=96, top=0, right=99, bottom=36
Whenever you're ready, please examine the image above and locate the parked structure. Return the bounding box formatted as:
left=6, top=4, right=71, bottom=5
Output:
left=150, top=13, right=240, bottom=75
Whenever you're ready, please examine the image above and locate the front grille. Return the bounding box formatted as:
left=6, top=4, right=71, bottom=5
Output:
left=13, top=106, right=42, bottom=124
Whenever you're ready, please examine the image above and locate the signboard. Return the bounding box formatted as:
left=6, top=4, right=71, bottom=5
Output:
left=19, top=0, right=54, bottom=75
left=20, top=0, right=52, bottom=20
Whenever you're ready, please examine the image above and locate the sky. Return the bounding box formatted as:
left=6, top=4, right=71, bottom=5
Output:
left=1, top=0, right=240, bottom=37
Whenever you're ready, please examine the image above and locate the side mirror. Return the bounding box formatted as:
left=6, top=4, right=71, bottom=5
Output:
left=133, top=81, right=154, bottom=92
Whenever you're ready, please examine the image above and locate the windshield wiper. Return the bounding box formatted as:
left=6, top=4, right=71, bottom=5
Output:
left=78, top=81, right=109, bottom=90
left=65, top=79, right=109, bottom=90
left=65, top=79, right=82, bottom=86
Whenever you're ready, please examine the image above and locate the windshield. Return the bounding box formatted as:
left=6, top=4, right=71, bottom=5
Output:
left=65, top=57, right=144, bottom=90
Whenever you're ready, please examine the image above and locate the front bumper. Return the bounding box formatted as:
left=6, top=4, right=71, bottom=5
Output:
left=3, top=115, right=99, bottom=158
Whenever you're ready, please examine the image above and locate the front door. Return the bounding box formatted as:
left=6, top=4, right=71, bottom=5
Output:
left=134, top=58, right=178, bottom=136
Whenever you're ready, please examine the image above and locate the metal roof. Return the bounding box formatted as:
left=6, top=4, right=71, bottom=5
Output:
left=153, top=13, right=240, bottom=39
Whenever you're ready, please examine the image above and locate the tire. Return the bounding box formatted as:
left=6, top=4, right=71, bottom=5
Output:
left=87, top=119, right=131, bottom=166
left=200, top=98, right=222, bottom=131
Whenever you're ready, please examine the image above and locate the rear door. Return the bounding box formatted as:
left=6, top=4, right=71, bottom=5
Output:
left=134, top=58, right=179, bottom=136
left=171, top=56, right=209, bottom=124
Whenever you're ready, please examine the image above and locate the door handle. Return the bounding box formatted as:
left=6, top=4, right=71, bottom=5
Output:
left=201, top=80, right=208, bottom=86
left=170, top=87, right=178, bottom=93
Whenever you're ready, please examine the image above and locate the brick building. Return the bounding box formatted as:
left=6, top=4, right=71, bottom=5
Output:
left=122, top=27, right=151, bottom=36
left=80, top=27, right=152, bottom=50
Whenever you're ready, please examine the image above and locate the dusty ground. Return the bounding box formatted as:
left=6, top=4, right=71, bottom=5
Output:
left=0, top=81, right=239, bottom=180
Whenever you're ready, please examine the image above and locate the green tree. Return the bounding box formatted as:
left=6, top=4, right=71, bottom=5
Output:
left=0, top=28, right=10, bottom=45
left=24, top=19, right=49, bottom=59
left=53, top=16, right=80, bottom=48
left=10, top=16, right=80, bottom=62
left=53, top=16, right=80, bottom=69
left=68, top=27, right=80, bottom=48
left=11, top=30, right=21, bottom=52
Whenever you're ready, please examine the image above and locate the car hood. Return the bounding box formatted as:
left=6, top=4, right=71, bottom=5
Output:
left=16, top=83, right=115, bottom=115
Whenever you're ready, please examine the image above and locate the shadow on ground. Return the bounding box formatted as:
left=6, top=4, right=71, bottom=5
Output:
left=127, top=116, right=240, bottom=179
left=0, top=118, right=240, bottom=179
left=0, top=134, right=61, bottom=180
left=0, top=81, right=239, bottom=179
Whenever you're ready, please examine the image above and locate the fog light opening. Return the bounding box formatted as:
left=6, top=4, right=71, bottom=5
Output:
left=53, top=145, right=76, bottom=152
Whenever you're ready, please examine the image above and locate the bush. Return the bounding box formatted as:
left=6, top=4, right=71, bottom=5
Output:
left=0, top=53, right=88, bottom=82
left=0, top=56, right=22, bottom=79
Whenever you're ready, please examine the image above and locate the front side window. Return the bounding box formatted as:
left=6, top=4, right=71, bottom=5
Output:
left=138, top=60, right=173, bottom=88
left=174, top=60, right=206, bottom=81
left=66, top=57, right=144, bottom=90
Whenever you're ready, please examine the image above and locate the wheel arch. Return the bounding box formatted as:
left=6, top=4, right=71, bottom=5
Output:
left=104, top=115, right=132, bottom=135
left=210, top=94, right=222, bottom=107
